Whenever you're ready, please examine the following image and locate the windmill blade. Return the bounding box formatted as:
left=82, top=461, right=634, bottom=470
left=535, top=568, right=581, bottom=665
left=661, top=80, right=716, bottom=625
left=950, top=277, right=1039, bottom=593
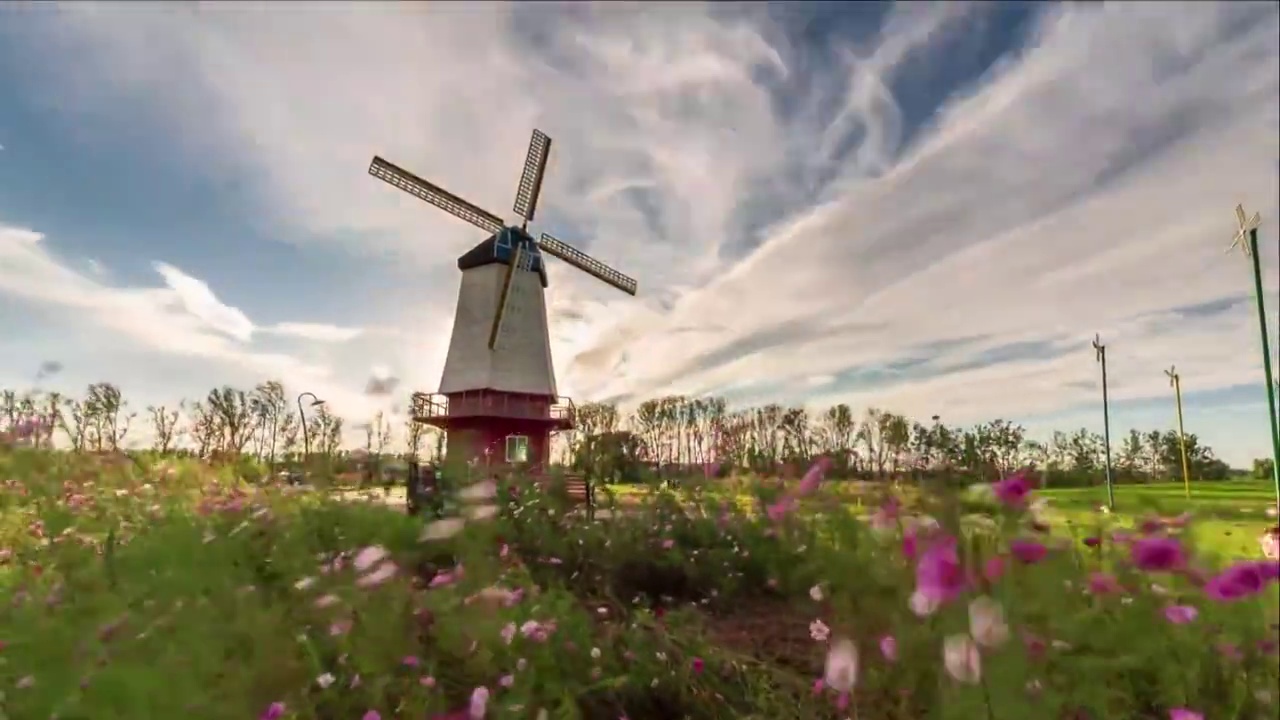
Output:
left=369, top=156, right=504, bottom=235
left=488, top=245, right=525, bottom=350
left=512, top=129, right=552, bottom=224
left=538, top=232, right=637, bottom=296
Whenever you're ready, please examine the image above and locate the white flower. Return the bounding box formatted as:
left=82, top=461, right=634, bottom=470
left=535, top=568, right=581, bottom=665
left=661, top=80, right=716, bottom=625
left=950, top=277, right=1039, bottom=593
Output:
left=823, top=638, right=858, bottom=692
left=909, top=589, right=940, bottom=617
left=315, top=672, right=335, bottom=688
left=293, top=576, right=317, bottom=591
left=466, top=504, right=499, bottom=521
left=968, top=596, right=1010, bottom=648
left=943, top=634, right=981, bottom=684
left=809, top=619, right=831, bottom=642
left=460, top=480, right=498, bottom=501
left=420, top=518, right=467, bottom=541
left=809, top=584, right=824, bottom=602
left=356, top=562, right=397, bottom=588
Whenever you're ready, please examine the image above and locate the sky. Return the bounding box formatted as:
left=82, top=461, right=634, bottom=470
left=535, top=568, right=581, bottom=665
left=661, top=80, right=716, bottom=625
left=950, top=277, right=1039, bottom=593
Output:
left=0, top=2, right=1277, bottom=466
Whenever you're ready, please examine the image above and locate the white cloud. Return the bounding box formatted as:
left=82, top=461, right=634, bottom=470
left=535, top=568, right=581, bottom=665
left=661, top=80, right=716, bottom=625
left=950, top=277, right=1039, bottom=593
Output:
left=153, top=261, right=255, bottom=342
left=262, top=322, right=364, bottom=343
left=2, top=3, right=1278, bottom=463
left=0, top=226, right=386, bottom=425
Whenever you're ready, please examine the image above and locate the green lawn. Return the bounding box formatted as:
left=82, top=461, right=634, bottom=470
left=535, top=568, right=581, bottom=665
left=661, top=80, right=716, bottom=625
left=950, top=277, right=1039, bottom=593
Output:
left=1039, top=481, right=1276, bottom=560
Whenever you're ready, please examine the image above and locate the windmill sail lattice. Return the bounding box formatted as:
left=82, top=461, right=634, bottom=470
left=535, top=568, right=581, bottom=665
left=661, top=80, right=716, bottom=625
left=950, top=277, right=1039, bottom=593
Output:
left=489, top=244, right=536, bottom=350
left=366, top=127, right=639, bottom=470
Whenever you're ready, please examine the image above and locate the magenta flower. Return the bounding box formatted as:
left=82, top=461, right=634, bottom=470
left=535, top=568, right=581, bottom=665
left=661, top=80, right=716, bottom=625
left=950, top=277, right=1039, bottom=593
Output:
left=915, top=536, right=966, bottom=603
left=260, top=702, right=285, bottom=720
left=797, top=457, right=832, bottom=496
left=1162, top=604, right=1198, bottom=624
left=902, top=529, right=920, bottom=561
left=1130, top=536, right=1186, bottom=572
left=991, top=473, right=1033, bottom=508
left=1204, top=562, right=1266, bottom=601
left=1169, top=709, right=1203, bottom=720
left=1009, top=538, right=1048, bottom=564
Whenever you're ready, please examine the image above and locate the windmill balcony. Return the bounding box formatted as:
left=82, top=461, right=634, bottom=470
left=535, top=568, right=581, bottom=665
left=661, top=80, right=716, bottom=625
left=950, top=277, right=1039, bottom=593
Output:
left=411, top=391, right=575, bottom=428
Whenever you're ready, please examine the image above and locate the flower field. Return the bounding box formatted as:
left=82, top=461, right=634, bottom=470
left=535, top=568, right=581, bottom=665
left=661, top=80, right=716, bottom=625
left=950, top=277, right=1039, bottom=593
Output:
left=1, top=450, right=1277, bottom=720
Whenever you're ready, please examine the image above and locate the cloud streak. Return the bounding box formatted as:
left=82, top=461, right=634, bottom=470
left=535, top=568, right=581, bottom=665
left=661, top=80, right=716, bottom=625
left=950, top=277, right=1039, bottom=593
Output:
left=0, top=2, right=1276, bottom=463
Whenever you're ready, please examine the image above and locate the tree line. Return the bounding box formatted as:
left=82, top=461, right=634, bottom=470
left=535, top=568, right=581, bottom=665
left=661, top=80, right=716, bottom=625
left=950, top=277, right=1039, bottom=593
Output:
left=0, top=382, right=1253, bottom=486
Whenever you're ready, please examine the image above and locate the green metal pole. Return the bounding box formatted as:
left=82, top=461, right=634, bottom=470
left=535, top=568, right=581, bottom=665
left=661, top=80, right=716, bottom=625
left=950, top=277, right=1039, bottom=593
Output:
left=1244, top=226, right=1280, bottom=514
left=1093, top=334, right=1116, bottom=510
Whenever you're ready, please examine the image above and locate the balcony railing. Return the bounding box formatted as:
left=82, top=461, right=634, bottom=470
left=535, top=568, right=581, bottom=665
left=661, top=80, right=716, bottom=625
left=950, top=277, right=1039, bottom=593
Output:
left=411, top=391, right=575, bottom=426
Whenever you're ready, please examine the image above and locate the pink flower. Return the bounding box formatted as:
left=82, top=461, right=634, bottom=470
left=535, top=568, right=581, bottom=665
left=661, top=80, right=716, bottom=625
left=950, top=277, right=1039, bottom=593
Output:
left=469, top=687, right=490, bottom=719
left=1130, top=537, right=1186, bottom=572
left=915, top=536, right=966, bottom=604
left=1087, top=572, right=1121, bottom=595
left=362, top=712, right=381, bottom=720
left=260, top=702, right=285, bottom=720
left=991, top=473, right=1033, bottom=508
left=1162, top=604, right=1198, bottom=624
left=797, top=457, right=832, bottom=496
left=879, top=635, right=898, bottom=662
left=1009, top=538, right=1047, bottom=564
left=1169, top=709, right=1203, bottom=720
left=983, top=556, right=1006, bottom=582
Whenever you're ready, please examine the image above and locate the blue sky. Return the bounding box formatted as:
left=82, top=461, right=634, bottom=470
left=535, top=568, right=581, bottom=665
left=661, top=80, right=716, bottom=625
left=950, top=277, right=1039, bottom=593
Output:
left=0, top=2, right=1277, bottom=465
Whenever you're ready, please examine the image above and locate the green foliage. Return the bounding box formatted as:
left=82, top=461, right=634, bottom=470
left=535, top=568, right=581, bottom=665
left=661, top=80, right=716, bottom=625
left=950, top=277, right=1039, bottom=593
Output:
left=1, top=452, right=1277, bottom=720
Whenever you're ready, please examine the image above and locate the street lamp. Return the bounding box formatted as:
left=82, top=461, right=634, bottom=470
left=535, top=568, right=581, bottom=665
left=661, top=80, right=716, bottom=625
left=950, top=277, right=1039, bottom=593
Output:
left=297, top=392, right=326, bottom=465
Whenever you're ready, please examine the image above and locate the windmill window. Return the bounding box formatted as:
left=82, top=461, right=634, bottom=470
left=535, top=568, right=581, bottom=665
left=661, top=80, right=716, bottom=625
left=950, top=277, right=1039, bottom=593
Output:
left=505, top=435, right=529, bottom=463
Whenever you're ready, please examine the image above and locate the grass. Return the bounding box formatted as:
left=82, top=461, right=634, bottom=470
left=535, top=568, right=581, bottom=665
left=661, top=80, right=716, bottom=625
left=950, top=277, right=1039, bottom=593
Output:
left=2, top=452, right=1278, bottom=720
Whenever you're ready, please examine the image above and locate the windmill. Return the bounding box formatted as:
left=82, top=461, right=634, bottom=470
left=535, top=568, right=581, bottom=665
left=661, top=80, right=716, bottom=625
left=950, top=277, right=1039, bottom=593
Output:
left=369, top=129, right=637, bottom=471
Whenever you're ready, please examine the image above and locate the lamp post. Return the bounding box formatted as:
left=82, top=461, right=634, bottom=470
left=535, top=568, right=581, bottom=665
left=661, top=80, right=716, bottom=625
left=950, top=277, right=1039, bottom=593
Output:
left=1165, top=366, right=1192, bottom=499
left=297, top=392, right=325, bottom=470
left=1093, top=334, right=1116, bottom=511
left=1227, top=204, right=1280, bottom=514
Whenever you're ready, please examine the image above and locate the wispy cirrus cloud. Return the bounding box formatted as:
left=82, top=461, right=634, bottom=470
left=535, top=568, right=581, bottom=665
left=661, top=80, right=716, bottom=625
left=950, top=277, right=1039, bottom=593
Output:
left=0, top=2, right=1275, bottom=462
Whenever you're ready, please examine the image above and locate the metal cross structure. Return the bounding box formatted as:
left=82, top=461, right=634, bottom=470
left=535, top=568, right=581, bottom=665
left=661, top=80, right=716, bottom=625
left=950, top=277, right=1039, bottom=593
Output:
left=1092, top=334, right=1116, bottom=510
left=1164, top=365, right=1192, bottom=499
left=1227, top=203, right=1280, bottom=513
left=368, top=129, right=638, bottom=353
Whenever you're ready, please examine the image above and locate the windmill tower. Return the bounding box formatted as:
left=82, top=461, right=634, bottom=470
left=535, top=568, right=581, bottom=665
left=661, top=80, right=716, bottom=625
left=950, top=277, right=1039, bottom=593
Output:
left=369, top=129, right=638, bottom=471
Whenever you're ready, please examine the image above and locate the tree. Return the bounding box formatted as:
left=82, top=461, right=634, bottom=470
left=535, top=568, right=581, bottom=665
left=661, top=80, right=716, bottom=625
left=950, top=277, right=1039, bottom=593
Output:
left=147, top=404, right=182, bottom=454
left=403, top=402, right=426, bottom=460
left=207, top=387, right=253, bottom=454
left=84, top=382, right=133, bottom=451
left=1255, top=458, right=1276, bottom=481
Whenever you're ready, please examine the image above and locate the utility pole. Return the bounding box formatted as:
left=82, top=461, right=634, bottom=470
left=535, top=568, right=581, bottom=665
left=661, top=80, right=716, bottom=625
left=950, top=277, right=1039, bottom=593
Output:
left=1165, top=366, right=1192, bottom=499
left=1227, top=204, right=1280, bottom=515
left=1093, top=334, right=1116, bottom=511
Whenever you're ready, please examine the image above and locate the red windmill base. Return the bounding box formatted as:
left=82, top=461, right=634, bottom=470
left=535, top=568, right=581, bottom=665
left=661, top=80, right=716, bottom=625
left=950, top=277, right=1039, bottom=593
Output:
left=412, top=390, right=575, bottom=473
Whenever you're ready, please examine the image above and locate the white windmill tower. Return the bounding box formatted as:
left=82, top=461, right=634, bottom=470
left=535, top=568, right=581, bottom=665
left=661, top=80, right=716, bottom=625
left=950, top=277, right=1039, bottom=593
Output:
left=368, top=129, right=638, bottom=470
